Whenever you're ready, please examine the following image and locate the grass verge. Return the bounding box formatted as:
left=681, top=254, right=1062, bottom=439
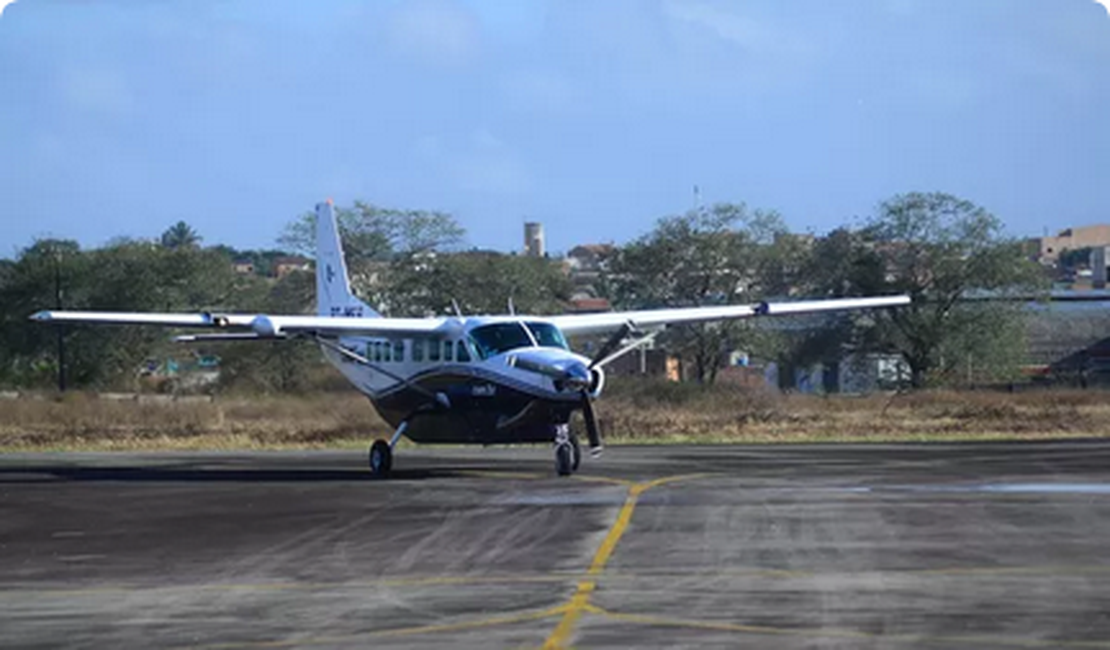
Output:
left=1, top=386, right=1108, bottom=452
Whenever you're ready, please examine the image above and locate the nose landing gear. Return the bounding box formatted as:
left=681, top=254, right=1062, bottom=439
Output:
left=554, top=423, right=581, bottom=476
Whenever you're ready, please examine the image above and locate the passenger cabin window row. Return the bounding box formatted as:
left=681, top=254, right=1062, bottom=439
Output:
left=357, top=338, right=473, bottom=364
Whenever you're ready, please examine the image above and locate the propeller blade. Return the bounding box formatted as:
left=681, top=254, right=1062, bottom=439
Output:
left=589, top=322, right=634, bottom=369
left=580, top=392, right=603, bottom=457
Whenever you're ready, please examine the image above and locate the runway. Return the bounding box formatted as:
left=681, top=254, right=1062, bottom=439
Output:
left=3, top=442, right=1110, bottom=649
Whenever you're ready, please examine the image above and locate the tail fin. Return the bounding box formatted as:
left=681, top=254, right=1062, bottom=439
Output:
left=315, top=200, right=379, bottom=318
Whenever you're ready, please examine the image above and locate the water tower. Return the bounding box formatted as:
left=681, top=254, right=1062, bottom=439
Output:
left=524, top=222, right=545, bottom=257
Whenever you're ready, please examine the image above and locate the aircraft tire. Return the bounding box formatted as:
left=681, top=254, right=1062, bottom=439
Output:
left=369, top=439, right=392, bottom=477
left=569, top=434, right=581, bottom=472
left=555, top=442, right=574, bottom=476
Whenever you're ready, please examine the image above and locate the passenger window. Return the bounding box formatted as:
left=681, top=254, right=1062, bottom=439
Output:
left=443, top=340, right=454, bottom=362
left=428, top=338, right=441, bottom=362
left=373, top=341, right=383, bottom=363
left=393, top=340, right=404, bottom=362
left=412, top=338, right=424, bottom=362
left=456, top=340, right=470, bottom=362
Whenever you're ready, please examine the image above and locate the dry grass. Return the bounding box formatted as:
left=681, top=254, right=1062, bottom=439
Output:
left=597, top=387, right=1110, bottom=444
left=1, top=386, right=1108, bottom=451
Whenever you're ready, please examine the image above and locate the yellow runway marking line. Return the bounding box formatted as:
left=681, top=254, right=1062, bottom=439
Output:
left=541, top=472, right=714, bottom=650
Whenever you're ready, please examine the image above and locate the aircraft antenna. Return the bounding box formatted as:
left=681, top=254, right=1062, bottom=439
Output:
left=507, top=296, right=516, bottom=316
left=451, top=299, right=464, bottom=318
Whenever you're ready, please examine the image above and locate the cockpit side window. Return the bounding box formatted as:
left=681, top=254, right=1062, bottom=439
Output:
left=525, top=322, right=569, bottom=350
left=456, top=340, right=471, bottom=362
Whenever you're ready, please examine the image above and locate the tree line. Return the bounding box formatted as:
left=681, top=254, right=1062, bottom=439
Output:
left=0, top=192, right=1045, bottom=393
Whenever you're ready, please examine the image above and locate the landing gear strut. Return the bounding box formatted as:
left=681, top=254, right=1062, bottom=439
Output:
left=554, top=423, right=580, bottom=476
left=368, top=420, right=409, bottom=478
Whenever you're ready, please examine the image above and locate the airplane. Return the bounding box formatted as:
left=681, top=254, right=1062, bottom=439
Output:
left=31, top=200, right=911, bottom=477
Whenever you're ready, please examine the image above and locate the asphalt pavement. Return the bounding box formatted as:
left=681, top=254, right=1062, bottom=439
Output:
left=3, top=442, right=1110, bottom=649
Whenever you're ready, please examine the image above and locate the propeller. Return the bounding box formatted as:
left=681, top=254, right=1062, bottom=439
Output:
left=508, top=323, right=639, bottom=459
left=580, top=389, right=603, bottom=458
left=574, top=323, right=637, bottom=458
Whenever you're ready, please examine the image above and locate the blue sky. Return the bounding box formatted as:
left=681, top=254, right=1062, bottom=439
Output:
left=1, top=0, right=1108, bottom=255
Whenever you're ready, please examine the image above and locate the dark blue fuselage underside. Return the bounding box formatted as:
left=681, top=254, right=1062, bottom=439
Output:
left=369, top=371, right=579, bottom=444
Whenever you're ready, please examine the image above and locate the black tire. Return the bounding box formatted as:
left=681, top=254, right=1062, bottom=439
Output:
left=369, top=440, right=392, bottom=477
left=569, top=434, right=581, bottom=472
left=555, top=443, right=573, bottom=477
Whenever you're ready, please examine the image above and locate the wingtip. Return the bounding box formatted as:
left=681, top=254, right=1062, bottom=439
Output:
left=29, top=311, right=51, bottom=322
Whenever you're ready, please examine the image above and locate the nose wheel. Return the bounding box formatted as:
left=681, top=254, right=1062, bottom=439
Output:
left=554, top=424, right=581, bottom=476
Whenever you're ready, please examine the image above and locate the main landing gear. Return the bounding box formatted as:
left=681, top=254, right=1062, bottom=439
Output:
left=554, top=423, right=581, bottom=476
left=368, top=420, right=409, bottom=478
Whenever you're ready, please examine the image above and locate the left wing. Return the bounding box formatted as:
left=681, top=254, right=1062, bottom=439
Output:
left=547, top=295, right=910, bottom=336
left=30, top=311, right=455, bottom=339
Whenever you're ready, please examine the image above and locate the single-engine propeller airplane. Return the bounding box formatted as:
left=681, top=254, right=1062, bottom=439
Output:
left=32, top=201, right=910, bottom=476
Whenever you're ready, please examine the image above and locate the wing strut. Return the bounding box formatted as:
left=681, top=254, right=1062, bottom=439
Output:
left=313, top=336, right=450, bottom=409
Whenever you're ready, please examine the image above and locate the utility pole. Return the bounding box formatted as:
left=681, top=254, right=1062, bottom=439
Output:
left=54, top=248, right=66, bottom=393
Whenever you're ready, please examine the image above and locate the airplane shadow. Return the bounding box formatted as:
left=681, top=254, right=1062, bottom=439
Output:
left=0, top=463, right=514, bottom=484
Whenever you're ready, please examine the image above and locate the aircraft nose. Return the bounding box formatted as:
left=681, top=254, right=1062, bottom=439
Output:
left=561, top=361, right=591, bottom=391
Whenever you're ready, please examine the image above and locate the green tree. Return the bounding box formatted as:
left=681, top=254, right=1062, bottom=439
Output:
left=387, top=251, right=572, bottom=317
left=214, top=270, right=327, bottom=393
left=278, top=201, right=465, bottom=259
left=607, top=203, right=787, bottom=384
left=851, top=192, right=1046, bottom=388
left=0, top=239, right=84, bottom=388
left=160, top=221, right=202, bottom=249
left=0, top=237, right=251, bottom=390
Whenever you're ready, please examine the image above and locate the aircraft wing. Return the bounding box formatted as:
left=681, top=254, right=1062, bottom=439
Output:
left=547, top=295, right=910, bottom=336
left=30, top=311, right=452, bottom=339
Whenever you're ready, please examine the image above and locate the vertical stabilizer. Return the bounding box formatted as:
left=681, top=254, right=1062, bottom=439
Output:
left=316, top=200, right=378, bottom=318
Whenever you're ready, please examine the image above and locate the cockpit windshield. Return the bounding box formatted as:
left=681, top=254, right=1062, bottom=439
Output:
left=525, top=322, right=569, bottom=351
left=468, top=323, right=534, bottom=360
left=467, top=321, right=570, bottom=360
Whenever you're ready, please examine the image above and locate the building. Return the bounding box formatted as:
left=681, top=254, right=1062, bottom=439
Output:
left=566, top=244, right=614, bottom=277
left=1031, top=225, right=1110, bottom=265
left=232, top=259, right=255, bottom=275
left=524, top=222, right=545, bottom=257
left=568, top=296, right=612, bottom=313
left=271, top=256, right=311, bottom=278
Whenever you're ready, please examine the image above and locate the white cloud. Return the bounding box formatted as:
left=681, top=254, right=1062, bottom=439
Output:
left=0, top=0, right=15, bottom=17
left=1095, top=0, right=1110, bottom=17
left=385, top=0, right=481, bottom=67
